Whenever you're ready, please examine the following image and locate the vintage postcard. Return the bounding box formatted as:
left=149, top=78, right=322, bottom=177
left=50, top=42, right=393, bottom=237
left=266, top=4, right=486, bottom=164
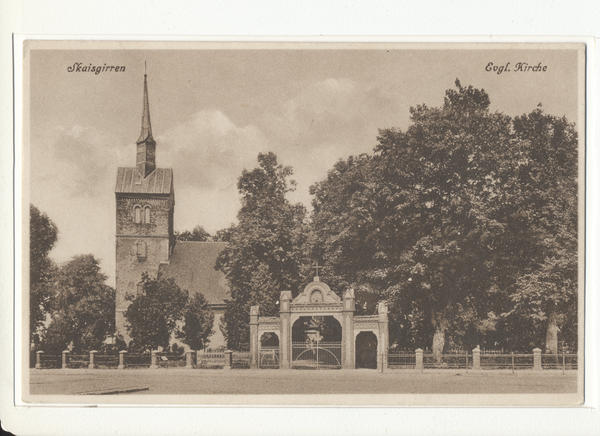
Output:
left=18, top=40, right=586, bottom=407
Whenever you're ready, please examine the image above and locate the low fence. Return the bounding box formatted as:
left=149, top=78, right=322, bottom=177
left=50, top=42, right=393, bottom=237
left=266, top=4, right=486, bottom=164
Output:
left=33, top=347, right=578, bottom=371
left=387, top=348, right=578, bottom=372
left=232, top=351, right=251, bottom=369
left=197, top=351, right=225, bottom=369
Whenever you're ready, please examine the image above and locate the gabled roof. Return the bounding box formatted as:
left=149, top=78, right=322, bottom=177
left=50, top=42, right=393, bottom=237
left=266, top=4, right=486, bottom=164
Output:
left=158, top=241, right=229, bottom=305
left=115, top=167, right=173, bottom=194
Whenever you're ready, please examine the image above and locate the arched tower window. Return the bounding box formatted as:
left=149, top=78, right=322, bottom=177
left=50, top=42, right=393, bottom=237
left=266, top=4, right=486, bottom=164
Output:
left=136, top=241, right=147, bottom=259
left=136, top=281, right=144, bottom=295
left=144, top=205, right=151, bottom=224
left=134, top=205, right=142, bottom=223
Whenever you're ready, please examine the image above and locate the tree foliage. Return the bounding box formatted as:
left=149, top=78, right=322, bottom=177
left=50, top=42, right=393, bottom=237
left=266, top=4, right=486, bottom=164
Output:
left=30, top=205, right=58, bottom=346
left=176, top=292, right=215, bottom=350
left=309, top=80, right=578, bottom=356
left=216, top=152, right=308, bottom=350
left=43, top=254, right=115, bottom=354
left=124, top=274, right=189, bottom=351
left=504, top=109, right=578, bottom=353
left=125, top=275, right=214, bottom=351
left=175, top=225, right=212, bottom=242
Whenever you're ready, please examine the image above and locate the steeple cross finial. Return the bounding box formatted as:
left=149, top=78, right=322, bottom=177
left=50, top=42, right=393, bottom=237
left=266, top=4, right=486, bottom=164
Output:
left=312, top=262, right=323, bottom=278
left=144, top=60, right=147, bottom=76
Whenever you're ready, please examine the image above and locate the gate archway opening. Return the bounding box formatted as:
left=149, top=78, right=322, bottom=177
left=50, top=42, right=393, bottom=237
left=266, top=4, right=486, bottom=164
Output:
left=259, top=332, right=279, bottom=369
left=291, top=316, right=342, bottom=342
left=291, top=316, right=342, bottom=370
left=355, top=331, right=378, bottom=369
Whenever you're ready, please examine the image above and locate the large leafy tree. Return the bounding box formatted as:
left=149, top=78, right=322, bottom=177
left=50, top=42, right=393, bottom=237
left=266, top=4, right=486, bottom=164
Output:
left=216, top=152, right=308, bottom=350
left=176, top=292, right=215, bottom=350
left=124, top=275, right=189, bottom=351
left=30, top=205, right=58, bottom=347
left=503, top=109, right=578, bottom=354
left=43, top=254, right=115, bottom=354
left=310, top=81, right=578, bottom=358
left=375, top=81, right=515, bottom=360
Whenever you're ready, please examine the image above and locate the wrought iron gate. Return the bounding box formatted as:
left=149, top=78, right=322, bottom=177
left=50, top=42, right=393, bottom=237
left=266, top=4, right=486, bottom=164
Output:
left=259, top=346, right=280, bottom=369
left=292, top=341, right=342, bottom=369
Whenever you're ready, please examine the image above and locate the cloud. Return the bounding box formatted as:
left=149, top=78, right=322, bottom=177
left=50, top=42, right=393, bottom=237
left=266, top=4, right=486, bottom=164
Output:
left=260, top=78, right=398, bottom=148
left=256, top=78, right=403, bottom=209
left=32, top=124, right=127, bottom=198
left=157, top=109, right=270, bottom=191
left=29, top=125, right=126, bottom=285
left=152, top=110, right=271, bottom=233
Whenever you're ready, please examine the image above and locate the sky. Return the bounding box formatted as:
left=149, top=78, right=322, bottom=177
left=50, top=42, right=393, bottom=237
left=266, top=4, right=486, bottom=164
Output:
left=26, top=43, right=582, bottom=287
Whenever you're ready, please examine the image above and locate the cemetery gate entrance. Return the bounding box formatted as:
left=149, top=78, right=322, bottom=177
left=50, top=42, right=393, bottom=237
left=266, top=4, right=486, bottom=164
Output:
left=249, top=274, right=389, bottom=370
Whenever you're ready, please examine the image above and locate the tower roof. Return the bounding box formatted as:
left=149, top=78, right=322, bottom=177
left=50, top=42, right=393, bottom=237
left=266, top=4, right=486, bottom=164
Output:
left=136, top=73, right=154, bottom=144
left=115, top=167, right=173, bottom=194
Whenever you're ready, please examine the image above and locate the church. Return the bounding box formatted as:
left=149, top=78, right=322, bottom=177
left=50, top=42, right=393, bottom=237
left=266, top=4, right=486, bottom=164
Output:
left=114, top=73, right=228, bottom=349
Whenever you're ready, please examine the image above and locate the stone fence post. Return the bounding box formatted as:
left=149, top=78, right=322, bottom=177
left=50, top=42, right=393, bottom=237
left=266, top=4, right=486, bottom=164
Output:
left=185, top=351, right=194, bottom=369
left=472, top=347, right=481, bottom=370
left=35, top=351, right=44, bottom=369
left=533, top=348, right=542, bottom=370
left=415, top=348, right=424, bottom=371
left=150, top=350, right=158, bottom=369
left=249, top=306, right=259, bottom=370
left=62, top=350, right=70, bottom=369
left=224, top=350, right=232, bottom=370
left=89, top=350, right=98, bottom=369
left=118, top=350, right=127, bottom=370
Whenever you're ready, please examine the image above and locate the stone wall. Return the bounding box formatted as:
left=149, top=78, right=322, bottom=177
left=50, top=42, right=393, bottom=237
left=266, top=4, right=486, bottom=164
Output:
left=116, top=195, right=172, bottom=237
left=115, top=193, right=173, bottom=342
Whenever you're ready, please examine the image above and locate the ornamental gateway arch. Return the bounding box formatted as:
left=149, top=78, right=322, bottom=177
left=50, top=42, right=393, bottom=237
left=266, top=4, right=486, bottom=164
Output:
left=249, top=273, right=389, bottom=370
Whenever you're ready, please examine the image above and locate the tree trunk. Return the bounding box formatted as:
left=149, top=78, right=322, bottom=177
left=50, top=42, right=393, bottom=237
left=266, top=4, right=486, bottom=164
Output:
left=431, top=309, right=449, bottom=365
left=545, top=306, right=559, bottom=355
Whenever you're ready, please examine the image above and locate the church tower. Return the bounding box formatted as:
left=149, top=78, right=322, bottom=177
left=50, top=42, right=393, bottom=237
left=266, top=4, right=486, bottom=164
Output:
left=114, top=73, right=175, bottom=342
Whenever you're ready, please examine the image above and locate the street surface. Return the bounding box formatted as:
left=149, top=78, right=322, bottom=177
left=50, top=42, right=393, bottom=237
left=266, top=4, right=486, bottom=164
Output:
left=28, top=368, right=577, bottom=396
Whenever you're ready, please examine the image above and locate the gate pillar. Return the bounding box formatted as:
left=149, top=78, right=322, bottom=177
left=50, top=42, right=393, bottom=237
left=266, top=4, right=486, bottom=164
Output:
left=342, top=288, right=355, bottom=369
left=250, top=306, right=259, bottom=369
left=279, top=291, right=292, bottom=369
left=377, top=301, right=389, bottom=372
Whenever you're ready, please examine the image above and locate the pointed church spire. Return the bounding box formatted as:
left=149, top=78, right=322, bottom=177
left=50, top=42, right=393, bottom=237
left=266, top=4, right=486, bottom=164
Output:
left=137, top=70, right=154, bottom=144
left=136, top=68, right=156, bottom=178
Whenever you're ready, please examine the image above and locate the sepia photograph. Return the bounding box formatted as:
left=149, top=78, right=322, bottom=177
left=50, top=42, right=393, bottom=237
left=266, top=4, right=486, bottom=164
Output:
left=20, top=41, right=585, bottom=406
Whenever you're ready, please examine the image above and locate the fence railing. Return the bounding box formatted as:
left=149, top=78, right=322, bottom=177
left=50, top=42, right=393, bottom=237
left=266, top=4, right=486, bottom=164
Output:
left=33, top=347, right=579, bottom=372
left=94, top=354, right=119, bottom=369
left=196, top=351, right=225, bottom=368
left=232, top=351, right=251, bottom=369
left=423, top=353, right=471, bottom=369
left=542, top=354, right=578, bottom=370
left=387, top=348, right=578, bottom=372
left=480, top=354, right=534, bottom=370
left=127, top=354, right=152, bottom=368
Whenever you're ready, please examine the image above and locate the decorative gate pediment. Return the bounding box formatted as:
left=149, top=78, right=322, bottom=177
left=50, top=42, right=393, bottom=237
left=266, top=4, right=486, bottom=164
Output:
left=292, top=279, right=341, bottom=307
